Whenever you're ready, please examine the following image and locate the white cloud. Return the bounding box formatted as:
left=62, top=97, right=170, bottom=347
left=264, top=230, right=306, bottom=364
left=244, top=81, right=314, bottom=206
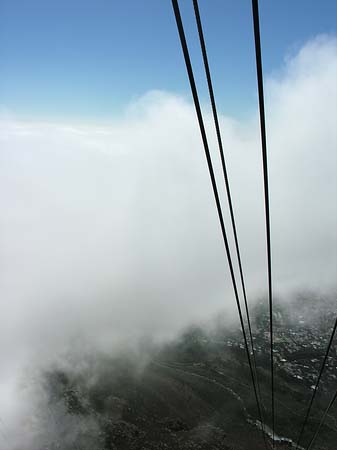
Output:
left=0, top=35, right=336, bottom=447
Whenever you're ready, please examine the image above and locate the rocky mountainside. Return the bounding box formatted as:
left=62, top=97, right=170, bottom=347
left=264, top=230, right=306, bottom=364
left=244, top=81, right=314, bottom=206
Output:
left=35, top=294, right=336, bottom=450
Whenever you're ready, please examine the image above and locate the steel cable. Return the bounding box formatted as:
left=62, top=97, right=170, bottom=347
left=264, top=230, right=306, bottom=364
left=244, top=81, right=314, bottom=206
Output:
left=192, top=0, right=266, bottom=432
left=296, top=316, right=337, bottom=449
left=172, top=1, right=268, bottom=448
left=251, top=0, right=275, bottom=445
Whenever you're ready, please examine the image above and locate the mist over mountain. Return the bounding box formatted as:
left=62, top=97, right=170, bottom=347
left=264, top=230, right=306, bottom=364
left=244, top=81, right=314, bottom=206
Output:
left=0, top=35, right=336, bottom=449
left=2, top=292, right=336, bottom=450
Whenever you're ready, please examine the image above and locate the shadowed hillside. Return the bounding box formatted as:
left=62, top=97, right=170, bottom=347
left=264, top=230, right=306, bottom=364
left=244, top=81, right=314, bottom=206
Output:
left=35, top=294, right=337, bottom=450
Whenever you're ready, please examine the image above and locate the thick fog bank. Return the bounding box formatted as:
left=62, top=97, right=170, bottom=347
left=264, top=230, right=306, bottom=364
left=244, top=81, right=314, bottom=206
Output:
left=0, top=35, right=336, bottom=449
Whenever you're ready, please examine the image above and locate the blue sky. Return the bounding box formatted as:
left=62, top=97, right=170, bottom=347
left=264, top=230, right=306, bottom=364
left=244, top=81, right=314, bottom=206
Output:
left=0, top=0, right=336, bottom=120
